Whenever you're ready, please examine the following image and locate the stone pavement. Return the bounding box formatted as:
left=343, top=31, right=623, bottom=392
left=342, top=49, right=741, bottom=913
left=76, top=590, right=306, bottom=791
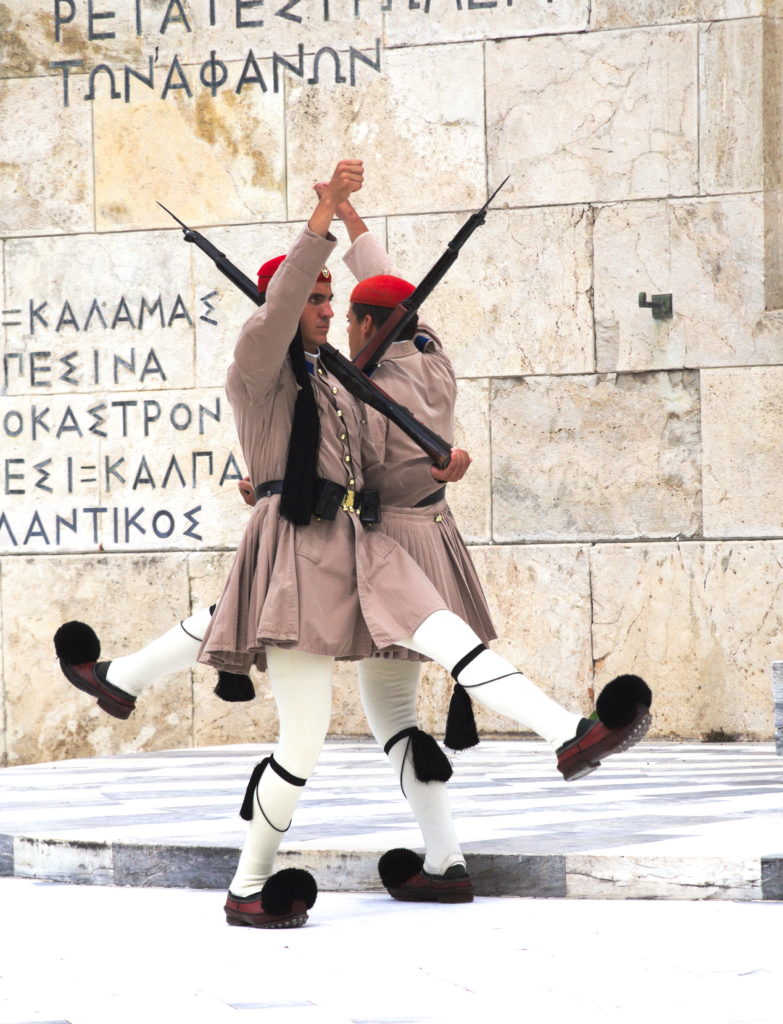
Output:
left=0, top=879, right=779, bottom=1024
left=1, top=740, right=781, bottom=900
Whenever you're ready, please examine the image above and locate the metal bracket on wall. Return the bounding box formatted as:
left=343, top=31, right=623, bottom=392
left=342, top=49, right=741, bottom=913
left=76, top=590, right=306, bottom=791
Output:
left=638, top=292, right=673, bottom=319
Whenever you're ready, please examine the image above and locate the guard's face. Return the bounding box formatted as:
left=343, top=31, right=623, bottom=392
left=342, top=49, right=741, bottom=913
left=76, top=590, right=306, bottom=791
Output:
left=299, top=279, right=334, bottom=352
left=346, top=306, right=374, bottom=359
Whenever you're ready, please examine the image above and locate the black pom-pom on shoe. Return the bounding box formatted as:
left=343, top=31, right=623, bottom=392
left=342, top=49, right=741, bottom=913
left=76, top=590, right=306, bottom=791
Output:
left=378, top=848, right=424, bottom=889
left=378, top=848, right=474, bottom=903
left=53, top=621, right=101, bottom=663
left=260, top=868, right=318, bottom=915
left=595, top=674, right=652, bottom=729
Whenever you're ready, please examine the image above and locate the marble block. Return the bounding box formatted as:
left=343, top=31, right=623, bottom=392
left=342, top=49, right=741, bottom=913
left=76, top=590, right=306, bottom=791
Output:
left=0, top=554, right=195, bottom=766
left=491, top=371, right=702, bottom=543
left=384, top=0, right=588, bottom=46
left=773, top=662, right=783, bottom=755
left=590, top=541, right=783, bottom=740
left=3, top=230, right=196, bottom=396
left=591, top=1, right=772, bottom=29
left=594, top=196, right=768, bottom=373
left=449, top=379, right=491, bottom=545
left=700, top=19, right=764, bottom=195
left=701, top=366, right=783, bottom=538
left=415, top=543, right=594, bottom=738
left=92, top=65, right=286, bottom=232
left=567, top=854, right=762, bottom=900
left=14, top=837, right=113, bottom=886
left=486, top=27, right=698, bottom=207
left=386, top=206, right=594, bottom=379
left=286, top=43, right=486, bottom=220
left=0, top=75, right=94, bottom=237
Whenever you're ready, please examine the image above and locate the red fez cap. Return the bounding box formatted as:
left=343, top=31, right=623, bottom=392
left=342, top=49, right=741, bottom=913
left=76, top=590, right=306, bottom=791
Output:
left=257, top=255, right=332, bottom=295
left=350, top=275, right=415, bottom=309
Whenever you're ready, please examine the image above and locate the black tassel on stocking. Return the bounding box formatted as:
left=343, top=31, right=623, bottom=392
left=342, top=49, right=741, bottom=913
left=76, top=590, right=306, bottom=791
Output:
left=214, top=671, right=256, bottom=702
left=444, top=683, right=480, bottom=751
left=239, top=758, right=270, bottom=821
left=385, top=727, right=453, bottom=783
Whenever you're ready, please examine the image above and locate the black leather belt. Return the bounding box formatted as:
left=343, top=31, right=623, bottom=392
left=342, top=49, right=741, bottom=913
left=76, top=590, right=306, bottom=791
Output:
left=414, top=486, right=446, bottom=508
left=254, top=480, right=284, bottom=501
left=254, top=479, right=440, bottom=515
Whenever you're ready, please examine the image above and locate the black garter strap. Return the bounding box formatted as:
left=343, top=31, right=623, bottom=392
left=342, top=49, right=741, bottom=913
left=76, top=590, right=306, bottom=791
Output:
left=179, top=619, right=203, bottom=643
left=383, top=727, right=453, bottom=786
left=268, top=754, right=307, bottom=787
left=451, top=643, right=487, bottom=680
left=238, top=755, right=308, bottom=829
left=384, top=727, right=416, bottom=756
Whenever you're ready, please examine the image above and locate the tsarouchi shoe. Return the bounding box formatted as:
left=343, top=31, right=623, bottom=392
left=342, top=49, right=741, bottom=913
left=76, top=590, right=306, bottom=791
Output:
left=225, top=868, right=317, bottom=928
left=53, top=620, right=136, bottom=720
left=378, top=848, right=474, bottom=903
left=556, top=674, right=653, bottom=782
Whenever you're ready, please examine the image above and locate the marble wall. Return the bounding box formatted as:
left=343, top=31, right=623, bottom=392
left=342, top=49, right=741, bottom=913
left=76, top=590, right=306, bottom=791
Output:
left=1, top=2, right=781, bottom=765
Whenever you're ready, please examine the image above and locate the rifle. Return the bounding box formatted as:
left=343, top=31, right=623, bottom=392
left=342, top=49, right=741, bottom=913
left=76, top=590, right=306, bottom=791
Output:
left=157, top=198, right=502, bottom=469
left=157, top=203, right=262, bottom=304
left=352, top=177, right=509, bottom=377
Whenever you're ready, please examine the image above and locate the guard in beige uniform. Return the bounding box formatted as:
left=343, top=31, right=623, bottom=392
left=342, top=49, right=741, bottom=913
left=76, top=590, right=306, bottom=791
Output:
left=335, top=215, right=495, bottom=900
left=55, top=163, right=653, bottom=929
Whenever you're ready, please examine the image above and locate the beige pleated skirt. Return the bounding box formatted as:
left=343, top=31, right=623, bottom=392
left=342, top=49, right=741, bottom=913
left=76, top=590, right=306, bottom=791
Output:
left=198, top=493, right=449, bottom=674
left=370, top=499, right=496, bottom=662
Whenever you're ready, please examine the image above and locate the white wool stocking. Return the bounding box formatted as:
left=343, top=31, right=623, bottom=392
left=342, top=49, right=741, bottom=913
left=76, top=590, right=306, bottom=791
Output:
left=229, top=647, right=334, bottom=897
left=106, top=606, right=214, bottom=697
left=358, top=658, right=464, bottom=877
left=399, top=610, right=582, bottom=751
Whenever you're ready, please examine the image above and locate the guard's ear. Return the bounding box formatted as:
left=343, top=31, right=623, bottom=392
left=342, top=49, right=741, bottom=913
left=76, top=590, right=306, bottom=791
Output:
left=361, top=314, right=376, bottom=339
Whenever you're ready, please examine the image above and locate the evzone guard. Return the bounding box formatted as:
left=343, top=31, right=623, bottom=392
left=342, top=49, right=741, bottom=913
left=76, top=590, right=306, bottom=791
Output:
left=55, top=160, right=652, bottom=928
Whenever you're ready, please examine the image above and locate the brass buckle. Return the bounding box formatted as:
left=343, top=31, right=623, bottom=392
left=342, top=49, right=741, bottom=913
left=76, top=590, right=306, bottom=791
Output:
left=341, top=488, right=356, bottom=513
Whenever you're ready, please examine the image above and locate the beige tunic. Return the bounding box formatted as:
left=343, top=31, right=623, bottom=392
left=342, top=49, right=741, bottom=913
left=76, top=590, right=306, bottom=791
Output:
left=343, top=232, right=496, bottom=659
left=199, top=227, right=446, bottom=674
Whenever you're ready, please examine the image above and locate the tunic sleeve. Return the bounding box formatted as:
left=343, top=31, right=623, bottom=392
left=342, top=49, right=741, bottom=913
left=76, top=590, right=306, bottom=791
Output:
left=343, top=230, right=400, bottom=281
left=231, top=227, right=336, bottom=401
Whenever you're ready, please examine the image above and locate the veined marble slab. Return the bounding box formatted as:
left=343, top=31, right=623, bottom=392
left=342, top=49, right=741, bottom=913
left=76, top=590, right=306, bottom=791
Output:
left=1, top=741, right=781, bottom=900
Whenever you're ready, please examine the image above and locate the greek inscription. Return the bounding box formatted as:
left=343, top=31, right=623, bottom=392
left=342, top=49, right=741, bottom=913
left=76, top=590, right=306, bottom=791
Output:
left=0, top=506, right=203, bottom=547
left=0, top=398, right=222, bottom=440
left=9, top=293, right=192, bottom=335
left=3, top=450, right=240, bottom=495
left=2, top=349, right=168, bottom=391
left=200, top=291, right=219, bottom=325
left=50, top=42, right=383, bottom=105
